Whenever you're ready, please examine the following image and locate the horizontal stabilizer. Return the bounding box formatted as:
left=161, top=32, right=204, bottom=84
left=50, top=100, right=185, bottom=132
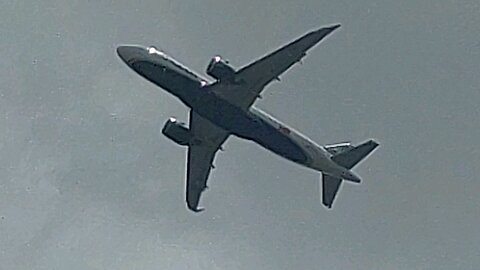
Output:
left=322, top=174, right=343, bottom=208
left=332, top=140, right=379, bottom=169
left=324, top=142, right=353, bottom=155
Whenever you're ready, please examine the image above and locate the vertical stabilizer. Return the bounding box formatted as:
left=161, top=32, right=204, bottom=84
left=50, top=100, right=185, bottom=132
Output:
left=322, top=174, right=343, bottom=208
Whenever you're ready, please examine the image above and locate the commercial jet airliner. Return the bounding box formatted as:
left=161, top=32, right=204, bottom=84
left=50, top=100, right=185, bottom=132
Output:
left=117, top=24, right=379, bottom=212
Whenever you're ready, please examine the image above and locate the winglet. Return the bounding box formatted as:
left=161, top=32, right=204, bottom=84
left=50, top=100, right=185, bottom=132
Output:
left=329, top=24, right=341, bottom=31
left=314, top=24, right=340, bottom=34
left=191, top=207, right=205, bottom=213
left=187, top=203, right=205, bottom=213
left=186, top=198, right=205, bottom=213
left=303, top=23, right=342, bottom=48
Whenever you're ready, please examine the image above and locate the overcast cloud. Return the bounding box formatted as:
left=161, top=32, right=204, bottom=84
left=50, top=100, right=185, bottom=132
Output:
left=1, top=1, right=479, bottom=269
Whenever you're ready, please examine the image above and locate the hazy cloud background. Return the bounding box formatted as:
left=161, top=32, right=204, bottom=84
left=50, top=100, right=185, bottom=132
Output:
left=1, top=1, right=479, bottom=269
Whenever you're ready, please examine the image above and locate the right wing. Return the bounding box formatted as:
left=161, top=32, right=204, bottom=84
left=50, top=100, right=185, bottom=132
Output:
left=209, top=24, right=341, bottom=109
left=186, top=111, right=229, bottom=212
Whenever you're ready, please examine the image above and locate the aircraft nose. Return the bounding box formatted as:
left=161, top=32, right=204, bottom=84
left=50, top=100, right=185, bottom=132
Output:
left=116, top=45, right=145, bottom=65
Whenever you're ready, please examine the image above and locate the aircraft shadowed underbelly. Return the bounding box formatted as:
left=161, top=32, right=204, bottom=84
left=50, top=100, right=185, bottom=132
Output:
left=192, top=92, right=308, bottom=164
left=131, top=60, right=308, bottom=165
left=249, top=116, right=308, bottom=164
left=133, top=61, right=201, bottom=98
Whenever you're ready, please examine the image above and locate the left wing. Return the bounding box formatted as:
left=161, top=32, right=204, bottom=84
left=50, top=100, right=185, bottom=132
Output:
left=186, top=110, right=229, bottom=212
left=209, top=24, right=340, bottom=109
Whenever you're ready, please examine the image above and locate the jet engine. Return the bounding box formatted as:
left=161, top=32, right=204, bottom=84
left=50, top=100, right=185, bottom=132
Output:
left=161, top=118, right=192, bottom=146
left=206, top=56, right=236, bottom=82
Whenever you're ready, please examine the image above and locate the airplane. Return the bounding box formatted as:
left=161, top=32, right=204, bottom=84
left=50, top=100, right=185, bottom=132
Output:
left=116, top=24, right=379, bottom=212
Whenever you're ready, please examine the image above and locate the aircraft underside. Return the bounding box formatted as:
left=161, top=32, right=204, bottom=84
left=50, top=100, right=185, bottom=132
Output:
left=117, top=23, right=379, bottom=212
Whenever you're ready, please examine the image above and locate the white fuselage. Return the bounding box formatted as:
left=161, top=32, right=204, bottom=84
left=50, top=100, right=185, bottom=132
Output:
left=249, top=107, right=338, bottom=172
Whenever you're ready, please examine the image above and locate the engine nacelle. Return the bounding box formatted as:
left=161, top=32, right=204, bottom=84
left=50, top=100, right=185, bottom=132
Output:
left=206, top=56, right=236, bottom=82
left=161, top=118, right=192, bottom=146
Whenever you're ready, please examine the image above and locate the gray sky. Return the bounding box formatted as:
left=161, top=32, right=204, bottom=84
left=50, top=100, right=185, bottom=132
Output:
left=1, top=1, right=479, bottom=269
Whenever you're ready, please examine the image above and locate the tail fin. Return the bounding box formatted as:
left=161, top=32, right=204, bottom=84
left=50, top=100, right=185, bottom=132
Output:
left=322, top=174, right=342, bottom=208
left=322, top=139, right=379, bottom=208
